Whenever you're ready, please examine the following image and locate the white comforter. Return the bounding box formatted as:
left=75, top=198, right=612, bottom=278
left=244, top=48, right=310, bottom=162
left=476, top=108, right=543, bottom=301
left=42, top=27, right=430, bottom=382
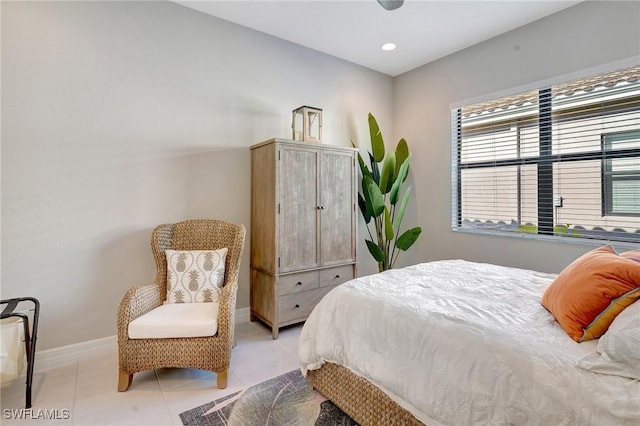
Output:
left=299, top=260, right=640, bottom=426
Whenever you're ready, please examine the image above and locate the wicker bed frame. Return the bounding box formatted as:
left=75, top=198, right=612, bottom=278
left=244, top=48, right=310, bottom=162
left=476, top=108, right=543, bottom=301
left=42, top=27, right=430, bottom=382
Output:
left=307, top=362, right=425, bottom=426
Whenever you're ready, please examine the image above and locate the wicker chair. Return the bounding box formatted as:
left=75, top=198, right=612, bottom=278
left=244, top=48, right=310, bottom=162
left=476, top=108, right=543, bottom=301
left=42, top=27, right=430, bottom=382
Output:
left=117, top=219, right=245, bottom=391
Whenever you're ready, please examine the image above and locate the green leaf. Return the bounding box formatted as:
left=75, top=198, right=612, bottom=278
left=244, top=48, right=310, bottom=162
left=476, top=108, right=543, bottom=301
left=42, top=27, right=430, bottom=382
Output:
left=384, top=207, right=394, bottom=241
left=393, top=186, right=411, bottom=229
left=362, top=176, right=374, bottom=216
left=390, top=155, right=411, bottom=205
left=379, top=152, right=396, bottom=194
left=366, top=239, right=385, bottom=262
left=395, top=227, right=422, bottom=251
left=368, top=152, right=380, bottom=184
left=364, top=176, right=385, bottom=217
left=357, top=152, right=371, bottom=179
left=396, top=154, right=411, bottom=184
left=358, top=193, right=371, bottom=224
left=368, top=113, right=385, bottom=162
left=395, top=138, right=409, bottom=180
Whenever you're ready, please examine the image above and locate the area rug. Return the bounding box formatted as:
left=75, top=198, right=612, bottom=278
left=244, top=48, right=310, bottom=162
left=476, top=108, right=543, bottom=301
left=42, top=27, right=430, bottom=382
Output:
left=179, top=369, right=358, bottom=425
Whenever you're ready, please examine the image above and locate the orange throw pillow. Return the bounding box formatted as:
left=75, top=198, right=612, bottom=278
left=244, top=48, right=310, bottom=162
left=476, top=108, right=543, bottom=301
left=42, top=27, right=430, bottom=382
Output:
left=541, top=245, right=640, bottom=342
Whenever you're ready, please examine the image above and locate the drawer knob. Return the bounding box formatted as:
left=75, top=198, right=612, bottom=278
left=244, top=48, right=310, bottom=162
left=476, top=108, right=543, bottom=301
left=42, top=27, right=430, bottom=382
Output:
left=296, top=281, right=302, bottom=286
left=295, top=304, right=300, bottom=309
left=335, top=274, right=340, bottom=278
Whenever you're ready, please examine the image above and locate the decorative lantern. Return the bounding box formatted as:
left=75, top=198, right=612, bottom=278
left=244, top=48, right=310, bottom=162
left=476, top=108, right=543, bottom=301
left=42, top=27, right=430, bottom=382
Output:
left=292, top=106, right=323, bottom=143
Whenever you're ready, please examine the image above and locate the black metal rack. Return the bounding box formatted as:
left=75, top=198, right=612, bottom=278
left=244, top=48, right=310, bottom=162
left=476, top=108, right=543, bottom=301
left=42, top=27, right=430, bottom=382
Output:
left=1, top=297, right=40, bottom=408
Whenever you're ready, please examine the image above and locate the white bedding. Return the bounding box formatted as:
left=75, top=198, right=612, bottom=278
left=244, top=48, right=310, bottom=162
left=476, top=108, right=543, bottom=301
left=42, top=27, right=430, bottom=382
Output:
left=299, top=260, right=640, bottom=426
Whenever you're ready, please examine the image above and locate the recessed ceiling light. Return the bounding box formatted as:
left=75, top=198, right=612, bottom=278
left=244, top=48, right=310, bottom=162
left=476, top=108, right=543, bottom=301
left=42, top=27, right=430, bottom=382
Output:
left=381, top=43, right=396, bottom=51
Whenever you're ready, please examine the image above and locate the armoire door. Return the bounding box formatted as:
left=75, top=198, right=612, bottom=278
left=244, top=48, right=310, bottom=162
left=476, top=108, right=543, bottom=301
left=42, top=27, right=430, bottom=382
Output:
left=278, top=146, right=319, bottom=272
left=319, top=149, right=356, bottom=266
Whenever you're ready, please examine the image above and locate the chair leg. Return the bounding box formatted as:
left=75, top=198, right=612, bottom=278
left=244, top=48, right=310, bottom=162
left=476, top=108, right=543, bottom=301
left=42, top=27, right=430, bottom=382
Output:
left=118, top=371, right=133, bottom=392
left=217, top=369, right=228, bottom=389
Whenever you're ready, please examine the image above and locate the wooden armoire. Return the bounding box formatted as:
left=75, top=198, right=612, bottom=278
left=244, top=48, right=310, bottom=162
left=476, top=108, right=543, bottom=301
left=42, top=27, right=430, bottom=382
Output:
left=250, top=138, right=357, bottom=338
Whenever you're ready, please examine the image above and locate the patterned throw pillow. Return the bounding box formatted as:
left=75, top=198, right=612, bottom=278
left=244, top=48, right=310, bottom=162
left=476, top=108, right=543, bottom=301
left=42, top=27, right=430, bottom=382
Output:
left=621, top=249, right=640, bottom=263
left=165, top=249, right=227, bottom=303
left=577, top=300, right=640, bottom=379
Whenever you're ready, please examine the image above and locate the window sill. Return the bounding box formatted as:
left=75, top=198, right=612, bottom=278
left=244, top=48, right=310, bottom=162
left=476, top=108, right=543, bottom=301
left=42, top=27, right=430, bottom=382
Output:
left=451, top=226, right=640, bottom=252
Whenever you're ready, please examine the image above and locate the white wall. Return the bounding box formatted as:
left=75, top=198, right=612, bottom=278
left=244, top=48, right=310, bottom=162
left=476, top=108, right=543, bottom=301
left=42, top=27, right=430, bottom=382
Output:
left=4, top=1, right=639, bottom=351
left=1, top=1, right=393, bottom=350
left=394, top=1, right=640, bottom=272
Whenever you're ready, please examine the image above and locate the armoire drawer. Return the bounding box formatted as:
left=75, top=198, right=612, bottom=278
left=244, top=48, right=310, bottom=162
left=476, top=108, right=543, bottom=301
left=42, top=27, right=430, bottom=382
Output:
left=277, top=270, right=319, bottom=296
left=278, top=285, right=335, bottom=324
left=319, top=265, right=354, bottom=288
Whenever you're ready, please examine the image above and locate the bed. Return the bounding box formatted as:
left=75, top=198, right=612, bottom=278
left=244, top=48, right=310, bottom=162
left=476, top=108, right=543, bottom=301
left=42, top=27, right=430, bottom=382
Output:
left=299, top=259, right=640, bottom=426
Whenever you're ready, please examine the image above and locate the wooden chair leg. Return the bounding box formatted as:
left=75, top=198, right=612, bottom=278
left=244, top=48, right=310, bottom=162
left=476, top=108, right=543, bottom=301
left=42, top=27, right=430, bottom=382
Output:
left=118, top=371, right=133, bottom=392
left=217, top=369, right=228, bottom=389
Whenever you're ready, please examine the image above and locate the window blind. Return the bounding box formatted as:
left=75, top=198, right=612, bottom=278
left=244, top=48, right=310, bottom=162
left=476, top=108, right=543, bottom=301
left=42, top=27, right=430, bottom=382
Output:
left=451, top=66, right=640, bottom=243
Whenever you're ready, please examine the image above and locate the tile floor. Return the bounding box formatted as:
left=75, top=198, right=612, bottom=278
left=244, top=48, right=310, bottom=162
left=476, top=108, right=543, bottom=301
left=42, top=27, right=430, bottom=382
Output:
left=1, top=321, right=303, bottom=426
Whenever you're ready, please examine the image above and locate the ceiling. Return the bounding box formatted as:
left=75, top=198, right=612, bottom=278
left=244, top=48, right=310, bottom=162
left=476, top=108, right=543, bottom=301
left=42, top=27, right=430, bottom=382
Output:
left=175, top=1, right=581, bottom=77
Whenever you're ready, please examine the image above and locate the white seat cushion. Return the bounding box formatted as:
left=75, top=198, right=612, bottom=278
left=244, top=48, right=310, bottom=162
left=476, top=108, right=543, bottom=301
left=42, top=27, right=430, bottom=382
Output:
left=128, top=302, right=219, bottom=339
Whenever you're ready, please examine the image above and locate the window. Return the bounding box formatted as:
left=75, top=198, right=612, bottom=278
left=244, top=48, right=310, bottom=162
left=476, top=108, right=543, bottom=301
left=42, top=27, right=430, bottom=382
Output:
left=602, top=131, right=640, bottom=216
left=452, top=66, right=640, bottom=243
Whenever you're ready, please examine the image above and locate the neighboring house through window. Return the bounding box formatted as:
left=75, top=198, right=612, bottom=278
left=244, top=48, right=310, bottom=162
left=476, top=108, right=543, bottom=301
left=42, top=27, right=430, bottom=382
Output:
left=451, top=66, right=640, bottom=243
left=603, top=130, right=640, bottom=217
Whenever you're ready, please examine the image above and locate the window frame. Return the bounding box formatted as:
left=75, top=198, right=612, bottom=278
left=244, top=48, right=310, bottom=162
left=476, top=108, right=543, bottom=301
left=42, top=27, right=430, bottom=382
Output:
left=452, top=67, right=640, bottom=244
left=601, top=130, right=640, bottom=217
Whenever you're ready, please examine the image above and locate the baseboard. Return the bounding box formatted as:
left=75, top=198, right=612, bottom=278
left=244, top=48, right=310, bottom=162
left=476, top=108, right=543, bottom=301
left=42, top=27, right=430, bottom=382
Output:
left=33, top=307, right=252, bottom=372
left=35, top=335, right=118, bottom=372
left=235, top=306, right=250, bottom=323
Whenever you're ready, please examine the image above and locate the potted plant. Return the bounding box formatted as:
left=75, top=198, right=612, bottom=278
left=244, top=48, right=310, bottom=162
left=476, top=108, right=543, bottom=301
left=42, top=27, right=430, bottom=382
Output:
left=355, top=113, right=422, bottom=272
